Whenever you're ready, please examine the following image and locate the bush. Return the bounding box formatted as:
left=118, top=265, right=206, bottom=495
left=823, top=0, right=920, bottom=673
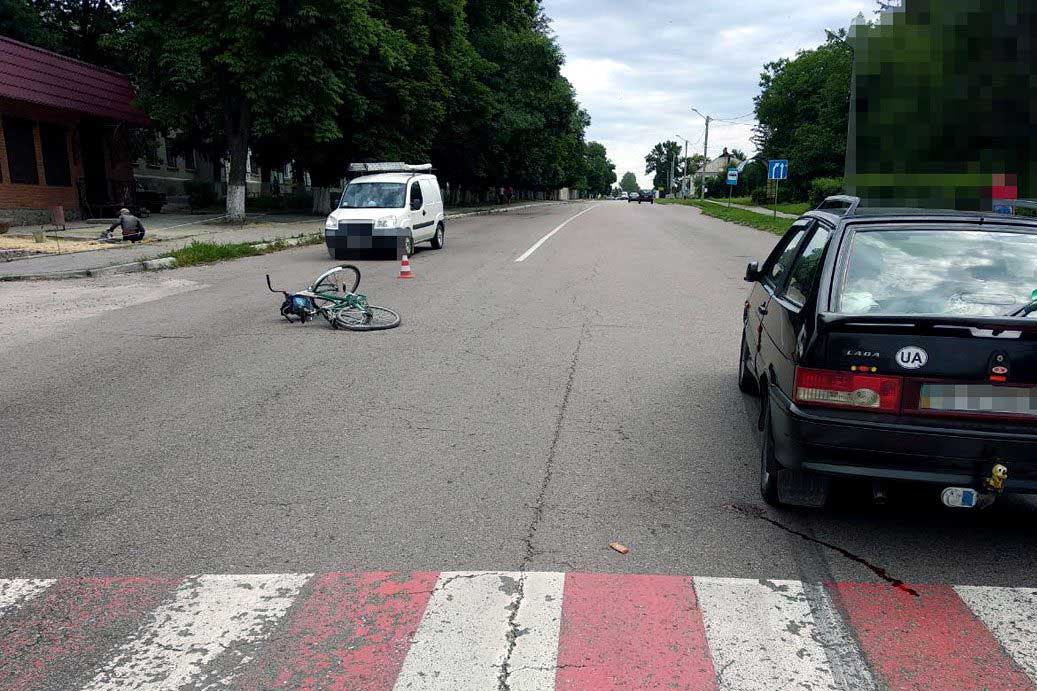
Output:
left=750, top=187, right=770, bottom=205
left=808, top=177, right=845, bottom=207
left=185, top=181, right=218, bottom=210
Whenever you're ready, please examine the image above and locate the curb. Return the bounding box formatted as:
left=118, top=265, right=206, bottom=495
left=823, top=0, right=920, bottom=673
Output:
left=0, top=256, right=179, bottom=282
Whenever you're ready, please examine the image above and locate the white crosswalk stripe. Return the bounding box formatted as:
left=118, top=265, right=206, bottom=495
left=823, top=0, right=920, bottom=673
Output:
left=956, top=585, right=1037, bottom=684
left=695, top=577, right=853, bottom=691
left=0, top=578, right=55, bottom=617
left=82, top=573, right=311, bottom=691
left=392, top=571, right=565, bottom=691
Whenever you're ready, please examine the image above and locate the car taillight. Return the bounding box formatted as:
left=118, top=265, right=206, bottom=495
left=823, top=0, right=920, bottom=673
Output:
left=795, top=367, right=903, bottom=413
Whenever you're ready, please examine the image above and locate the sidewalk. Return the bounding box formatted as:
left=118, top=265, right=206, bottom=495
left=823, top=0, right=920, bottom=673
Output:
left=0, top=201, right=569, bottom=280
left=701, top=198, right=798, bottom=219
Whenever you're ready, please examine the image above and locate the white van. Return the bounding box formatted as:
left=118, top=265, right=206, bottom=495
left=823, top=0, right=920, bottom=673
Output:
left=325, top=163, right=446, bottom=259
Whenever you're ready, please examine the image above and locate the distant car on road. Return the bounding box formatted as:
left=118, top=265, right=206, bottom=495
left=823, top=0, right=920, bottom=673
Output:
left=638, top=190, right=655, bottom=205
left=627, top=191, right=640, bottom=203
left=325, top=163, right=445, bottom=259
left=740, top=195, right=1037, bottom=509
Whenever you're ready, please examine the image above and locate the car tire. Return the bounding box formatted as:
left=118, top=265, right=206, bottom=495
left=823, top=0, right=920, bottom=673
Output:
left=403, top=233, right=415, bottom=256
left=430, top=223, right=445, bottom=250
left=760, top=398, right=782, bottom=506
left=738, top=330, right=759, bottom=395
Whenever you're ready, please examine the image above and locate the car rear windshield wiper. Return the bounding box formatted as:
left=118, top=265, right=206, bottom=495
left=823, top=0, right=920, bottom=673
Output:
left=1006, top=300, right=1037, bottom=317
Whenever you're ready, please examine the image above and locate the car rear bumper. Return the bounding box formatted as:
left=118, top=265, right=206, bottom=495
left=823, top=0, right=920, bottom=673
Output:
left=768, top=384, right=1037, bottom=492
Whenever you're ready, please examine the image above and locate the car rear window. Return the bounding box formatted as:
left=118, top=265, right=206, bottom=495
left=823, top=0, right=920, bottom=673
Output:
left=837, top=228, right=1037, bottom=316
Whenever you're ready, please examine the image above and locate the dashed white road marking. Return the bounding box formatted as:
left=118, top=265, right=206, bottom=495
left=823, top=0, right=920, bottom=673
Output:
left=695, top=577, right=845, bottom=691
left=83, top=573, right=310, bottom=690
left=956, top=585, right=1037, bottom=683
left=392, top=571, right=565, bottom=691
left=0, top=578, right=55, bottom=617
left=515, top=204, right=602, bottom=262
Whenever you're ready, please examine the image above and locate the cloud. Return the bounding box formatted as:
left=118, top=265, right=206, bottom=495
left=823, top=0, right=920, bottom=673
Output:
left=544, top=0, right=871, bottom=187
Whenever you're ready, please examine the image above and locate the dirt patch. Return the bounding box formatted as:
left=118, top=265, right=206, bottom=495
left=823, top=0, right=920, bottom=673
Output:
left=0, top=235, right=119, bottom=256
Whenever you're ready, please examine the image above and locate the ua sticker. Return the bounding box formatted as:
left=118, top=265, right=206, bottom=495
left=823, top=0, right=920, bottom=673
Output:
left=896, top=346, right=929, bottom=369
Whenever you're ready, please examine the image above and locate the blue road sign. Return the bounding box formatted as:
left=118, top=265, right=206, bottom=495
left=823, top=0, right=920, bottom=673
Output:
left=727, top=168, right=739, bottom=186
left=994, top=203, right=1014, bottom=216
left=768, top=160, right=789, bottom=181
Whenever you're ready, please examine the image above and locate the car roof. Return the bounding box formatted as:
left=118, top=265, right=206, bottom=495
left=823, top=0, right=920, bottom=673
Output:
left=349, top=173, right=436, bottom=184
left=801, top=205, right=1037, bottom=230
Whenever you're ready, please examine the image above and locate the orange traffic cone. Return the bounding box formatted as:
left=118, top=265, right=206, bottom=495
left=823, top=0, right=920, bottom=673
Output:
left=398, top=254, right=415, bottom=279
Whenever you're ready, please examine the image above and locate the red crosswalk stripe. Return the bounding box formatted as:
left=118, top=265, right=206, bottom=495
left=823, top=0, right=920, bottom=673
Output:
left=554, top=573, right=718, bottom=690
left=832, top=582, right=1036, bottom=691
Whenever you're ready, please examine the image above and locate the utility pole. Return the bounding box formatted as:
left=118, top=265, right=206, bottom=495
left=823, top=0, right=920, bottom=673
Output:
left=692, top=108, right=712, bottom=199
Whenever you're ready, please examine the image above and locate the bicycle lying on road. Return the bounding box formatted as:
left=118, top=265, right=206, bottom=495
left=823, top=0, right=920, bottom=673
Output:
left=266, top=265, right=401, bottom=331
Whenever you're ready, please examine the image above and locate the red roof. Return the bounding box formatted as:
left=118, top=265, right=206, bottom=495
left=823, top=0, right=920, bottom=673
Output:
left=0, top=36, right=149, bottom=125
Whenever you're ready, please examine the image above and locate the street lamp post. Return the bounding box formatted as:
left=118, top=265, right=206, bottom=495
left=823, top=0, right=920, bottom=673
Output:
left=674, top=134, right=690, bottom=198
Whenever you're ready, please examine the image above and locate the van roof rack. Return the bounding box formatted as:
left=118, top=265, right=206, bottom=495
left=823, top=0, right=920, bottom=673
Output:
left=815, top=195, right=861, bottom=216
left=348, top=162, right=433, bottom=174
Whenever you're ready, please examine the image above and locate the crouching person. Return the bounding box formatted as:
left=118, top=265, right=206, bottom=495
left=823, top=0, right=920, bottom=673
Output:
left=100, top=208, right=146, bottom=243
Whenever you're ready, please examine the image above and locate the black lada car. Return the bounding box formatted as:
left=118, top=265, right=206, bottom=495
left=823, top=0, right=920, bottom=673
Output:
left=740, top=196, right=1037, bottom=508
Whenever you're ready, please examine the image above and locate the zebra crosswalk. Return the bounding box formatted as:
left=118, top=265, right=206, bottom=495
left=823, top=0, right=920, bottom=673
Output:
left=1, top=571, right=1035, bottom=690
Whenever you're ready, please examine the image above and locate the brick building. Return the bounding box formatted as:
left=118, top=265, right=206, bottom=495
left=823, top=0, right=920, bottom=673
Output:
left=0, top=37, right=148, bottom=224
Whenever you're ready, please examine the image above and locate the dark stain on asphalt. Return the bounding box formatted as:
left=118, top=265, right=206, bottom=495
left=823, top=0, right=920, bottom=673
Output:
left=724, top=502, right=920, bottom=597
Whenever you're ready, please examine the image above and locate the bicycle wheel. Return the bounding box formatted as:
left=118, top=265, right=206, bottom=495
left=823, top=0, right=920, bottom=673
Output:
left=334, top=305, right=401, bottom=331
left=312, top=265, right=360, bottom=296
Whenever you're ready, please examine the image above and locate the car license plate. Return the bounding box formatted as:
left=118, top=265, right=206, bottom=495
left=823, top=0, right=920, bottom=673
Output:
left=919, top=383, right=1037, bottom=416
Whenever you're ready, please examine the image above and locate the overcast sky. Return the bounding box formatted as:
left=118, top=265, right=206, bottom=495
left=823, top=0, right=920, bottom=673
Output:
left=544, top=0, right=871, bottom=188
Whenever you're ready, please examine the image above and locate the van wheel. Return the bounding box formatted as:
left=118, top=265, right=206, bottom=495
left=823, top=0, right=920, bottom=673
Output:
left=430, top=223, right=445, bottom=249
left=738, top=331, right=758, bottom=395
left=760, top=400, right=782, bottom=506
left=403, top=234, right=414, bottom=256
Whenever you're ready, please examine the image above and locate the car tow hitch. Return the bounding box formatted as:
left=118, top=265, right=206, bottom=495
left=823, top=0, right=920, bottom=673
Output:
left=941, top=464, right=1009, bottom=509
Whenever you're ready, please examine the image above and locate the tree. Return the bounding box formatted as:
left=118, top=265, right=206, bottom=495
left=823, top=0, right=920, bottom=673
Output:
left=752, top=30, right=852, bottom=198
left=644, top=140, right=683, bottom=192
left=619, top=172, right=639, bottom=193
left=583, top=141, right=616, bottom=196
left=120, top=0, right=392, bottom=220
left=0, top=0, right=57, bottom=50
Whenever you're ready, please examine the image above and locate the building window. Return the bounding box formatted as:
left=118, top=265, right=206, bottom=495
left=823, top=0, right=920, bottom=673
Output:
left=184, top=148, right=196, bottom=171
left=165, top=140, right=178, bottom=170
left=145, top=136, right=161, bottom=168
left=39, top=123, right=72, bottom=187
left=3, top=116, right=39, bottom=184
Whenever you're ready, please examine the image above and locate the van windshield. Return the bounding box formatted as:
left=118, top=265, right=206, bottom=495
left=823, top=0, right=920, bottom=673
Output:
left=837, top=228, right=1037, bottom=316
left=340, top=182, right=406, bottom=209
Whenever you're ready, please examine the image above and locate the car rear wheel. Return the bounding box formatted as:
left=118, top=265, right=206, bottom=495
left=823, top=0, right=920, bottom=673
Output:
left=738, top=330, right=759, bottom=395
left=430, top=223, right=444, bottom=250
left=759, top=400, right=782, bottom=506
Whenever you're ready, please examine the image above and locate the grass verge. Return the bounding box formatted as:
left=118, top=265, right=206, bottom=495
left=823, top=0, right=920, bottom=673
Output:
left=658, top=198, right=791, bottom=235
left=165, top=233, right=323, bottom=267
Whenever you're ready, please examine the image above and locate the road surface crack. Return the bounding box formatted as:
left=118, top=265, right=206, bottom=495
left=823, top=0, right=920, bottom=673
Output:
left=498, top=323, right=585, bottom=690
left=724, top=502, right=919, bottom=596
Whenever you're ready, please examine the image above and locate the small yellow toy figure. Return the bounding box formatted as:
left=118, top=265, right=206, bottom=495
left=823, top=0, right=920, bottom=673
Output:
left=984, top=464, right=1009, bottom=493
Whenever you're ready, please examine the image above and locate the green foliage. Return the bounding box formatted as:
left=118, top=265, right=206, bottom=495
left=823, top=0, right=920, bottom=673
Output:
left=753, top=30, right=852, bottom=199
left=808, top=177, right=845, bottom=207
left=645, top=141, right=683, bottom=192
left=657, top=198, right=791, bottom=235
left=1, top=1, right=124, bottom=69
left=619, top=172, right=639, bottom=193
left=848, top=2, right=1037, bottom=207
left=583, top=141, right=616, bottom=196
left=167, top=235, right=322, bottom=266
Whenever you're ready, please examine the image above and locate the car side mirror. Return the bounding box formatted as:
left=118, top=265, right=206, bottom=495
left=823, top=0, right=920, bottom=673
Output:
left=744, top=261, right=761, bottom=282
left=410, top=198, right=422, bottom=211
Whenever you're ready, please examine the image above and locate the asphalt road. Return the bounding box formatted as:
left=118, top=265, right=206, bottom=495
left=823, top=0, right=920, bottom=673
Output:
left=3, top=200, right=1036, bottom=588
